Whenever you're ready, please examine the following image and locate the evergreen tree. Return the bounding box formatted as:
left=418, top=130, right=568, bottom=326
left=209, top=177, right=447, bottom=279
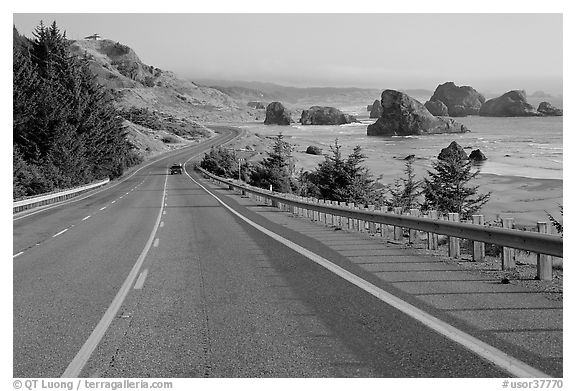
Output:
left=308, top=140, right=382, bottom=205
left=386, top=157, right=422, bottom=212
left=422, top=154, right=490, bottom=219
left=249, top=134, right=293, bottom=192
left=13, top=21, right=135, bottom=197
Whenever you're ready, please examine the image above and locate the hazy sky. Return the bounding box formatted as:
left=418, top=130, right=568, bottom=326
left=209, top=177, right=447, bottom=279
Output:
left=12, top=13, right=563, bottom=94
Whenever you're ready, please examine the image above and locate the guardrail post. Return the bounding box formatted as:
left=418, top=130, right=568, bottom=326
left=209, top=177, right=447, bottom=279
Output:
left=427, top=210, right=438, bottom=250
left=356, top=205, right=363, bottom=232
left=321, top=200, right=327, bottom=225
left=536, top=222, right=553, bottom=281
left=393, top=207, right=403, bottom=241
left=337, top=202, right=343, bottom=227
left=329, top=201, right=335, bottom=226
left=375, top=206, right=385, bottom=238
left=409, top=208, right=419, bottom=244
left=310, top=198, right=315, bottom=221
left=472, top=215, right=485, bottom=261
left=448, top=213, right=460, bottom=258
left=346, top=203, right=354, bottom=230
left=367, top=205, right=376, bottom=234
left=501, top=218, right=515, bottom=270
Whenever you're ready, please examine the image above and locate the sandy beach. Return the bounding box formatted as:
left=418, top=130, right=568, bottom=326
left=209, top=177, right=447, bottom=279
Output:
left=220, top=122, right=563, bottom=228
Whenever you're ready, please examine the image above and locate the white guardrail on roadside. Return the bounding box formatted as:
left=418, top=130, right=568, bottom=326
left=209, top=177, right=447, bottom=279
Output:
left=197, top=167, right=562, bottom=263
left=13, top=178, right=110, bottom=214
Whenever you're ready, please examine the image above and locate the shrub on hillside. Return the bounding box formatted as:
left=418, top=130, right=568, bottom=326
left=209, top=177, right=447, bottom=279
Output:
left=200, top=147, right=239, bottom=178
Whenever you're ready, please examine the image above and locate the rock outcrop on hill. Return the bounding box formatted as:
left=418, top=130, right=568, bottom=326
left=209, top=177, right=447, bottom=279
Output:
left=369, top=99, right=383, bottom=118
left=430, top=82, right=485, bottom=116
left=438, top=141, right=469, bottom=161
left=469, top=149, right=487, bottom=162
left=264, top=102, right=294, bottom=125
left=424, top=100, right=449, bottom=116
left=300, top=106, right=357, bottom=125
left=367, top=90, right=469, bottom=136
left=537, top=102, right=563, bottom=116
left=479, top=90, right=541, bottom=117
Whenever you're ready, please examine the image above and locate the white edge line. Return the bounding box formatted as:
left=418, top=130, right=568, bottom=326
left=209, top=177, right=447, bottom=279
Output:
left=13, top=251, right=24, bottom=258
left=133, top=269, right=149, bottom=290
left=61, top=174, right=168, bottom=378
left=183, top=161, right=550, bottom=379
left=53, top=228, right=68, bottom=238
left=82, top=216, right=91, bottom=221
left=60, top=128, right=242, bottom=377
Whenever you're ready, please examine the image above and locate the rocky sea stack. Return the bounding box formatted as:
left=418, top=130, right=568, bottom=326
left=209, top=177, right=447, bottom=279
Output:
left=367, top=90, right=469, bottom=136
left=369, top=99, right=383, bottom=118
left=429, top=82, right=485, bottom=117
left=479, top=90, right=541, bottom=117
left=264, top=102, right=294, bottom=125
left=305, top=146, right=322, bottom=155
left=469, top=149, right=487, bottom=162
left=300, top=106, right=357, bottom=125
left=438, top=141, right=469, bottom=161
left=424, top=100, right=449, bottom=116
left=537, top=102, right=563, bottom=116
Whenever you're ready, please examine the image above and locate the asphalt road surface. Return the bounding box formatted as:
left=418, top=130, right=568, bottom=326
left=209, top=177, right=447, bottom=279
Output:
left=13, top=126, right=521, bottom=378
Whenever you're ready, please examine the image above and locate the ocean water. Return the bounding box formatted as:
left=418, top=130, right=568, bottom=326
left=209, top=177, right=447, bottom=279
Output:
left=238, top=104, right=562, bottom=224
left=256, top=114, right=563, bottom=182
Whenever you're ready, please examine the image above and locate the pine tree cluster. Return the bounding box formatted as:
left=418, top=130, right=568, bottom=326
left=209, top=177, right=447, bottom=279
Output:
left=13, top=22, right=139, bottom=199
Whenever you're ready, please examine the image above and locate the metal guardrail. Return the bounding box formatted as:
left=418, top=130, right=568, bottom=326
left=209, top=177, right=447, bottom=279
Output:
left=197, top=167, right=563, bottom=259
left=13, top=178, right=110, bottom=214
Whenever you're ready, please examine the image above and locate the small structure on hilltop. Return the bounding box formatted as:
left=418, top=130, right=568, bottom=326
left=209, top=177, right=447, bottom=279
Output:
left=84, top=33, right=102, bottom=40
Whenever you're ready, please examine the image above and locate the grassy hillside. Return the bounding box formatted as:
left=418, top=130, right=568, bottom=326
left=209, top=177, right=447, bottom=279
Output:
left=68, top=38, right=262, bottom=159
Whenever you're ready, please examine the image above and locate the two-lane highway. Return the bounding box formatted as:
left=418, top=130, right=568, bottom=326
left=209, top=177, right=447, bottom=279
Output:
left=13, top=127, right=240, bottom=377
left=14, top=125, right=529, bottom=378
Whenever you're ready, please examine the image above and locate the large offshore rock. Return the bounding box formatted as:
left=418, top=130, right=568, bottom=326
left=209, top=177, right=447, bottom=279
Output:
left=438, top=141, right=469, bottom=161
left=369, top=99, right=383, bottom=118
left=367, top=90, right=469, bottom=136
left=264, top=101, right=294, bottom=125
left=537, top=102, right=563, bottom=116
left=424, top=100, right=449, bottom=116
left=469, top=149, right=487, bottom=162
left=479, top=90, right=541, bottom=117
left=430, top=82, right=485, bottom=116
left=300, top=106, right=357, bottom=125
left=305, top=145, right=322, bottom=155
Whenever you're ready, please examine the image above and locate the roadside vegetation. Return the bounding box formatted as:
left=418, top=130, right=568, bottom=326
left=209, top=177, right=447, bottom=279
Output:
left=13, top=22, right=140, bottom=199
left=200, top=136, right=490, bottom=218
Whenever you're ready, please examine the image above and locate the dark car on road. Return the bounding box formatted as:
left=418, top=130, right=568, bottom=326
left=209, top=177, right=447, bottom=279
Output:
left=169, top=163, right=183, bottom=175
